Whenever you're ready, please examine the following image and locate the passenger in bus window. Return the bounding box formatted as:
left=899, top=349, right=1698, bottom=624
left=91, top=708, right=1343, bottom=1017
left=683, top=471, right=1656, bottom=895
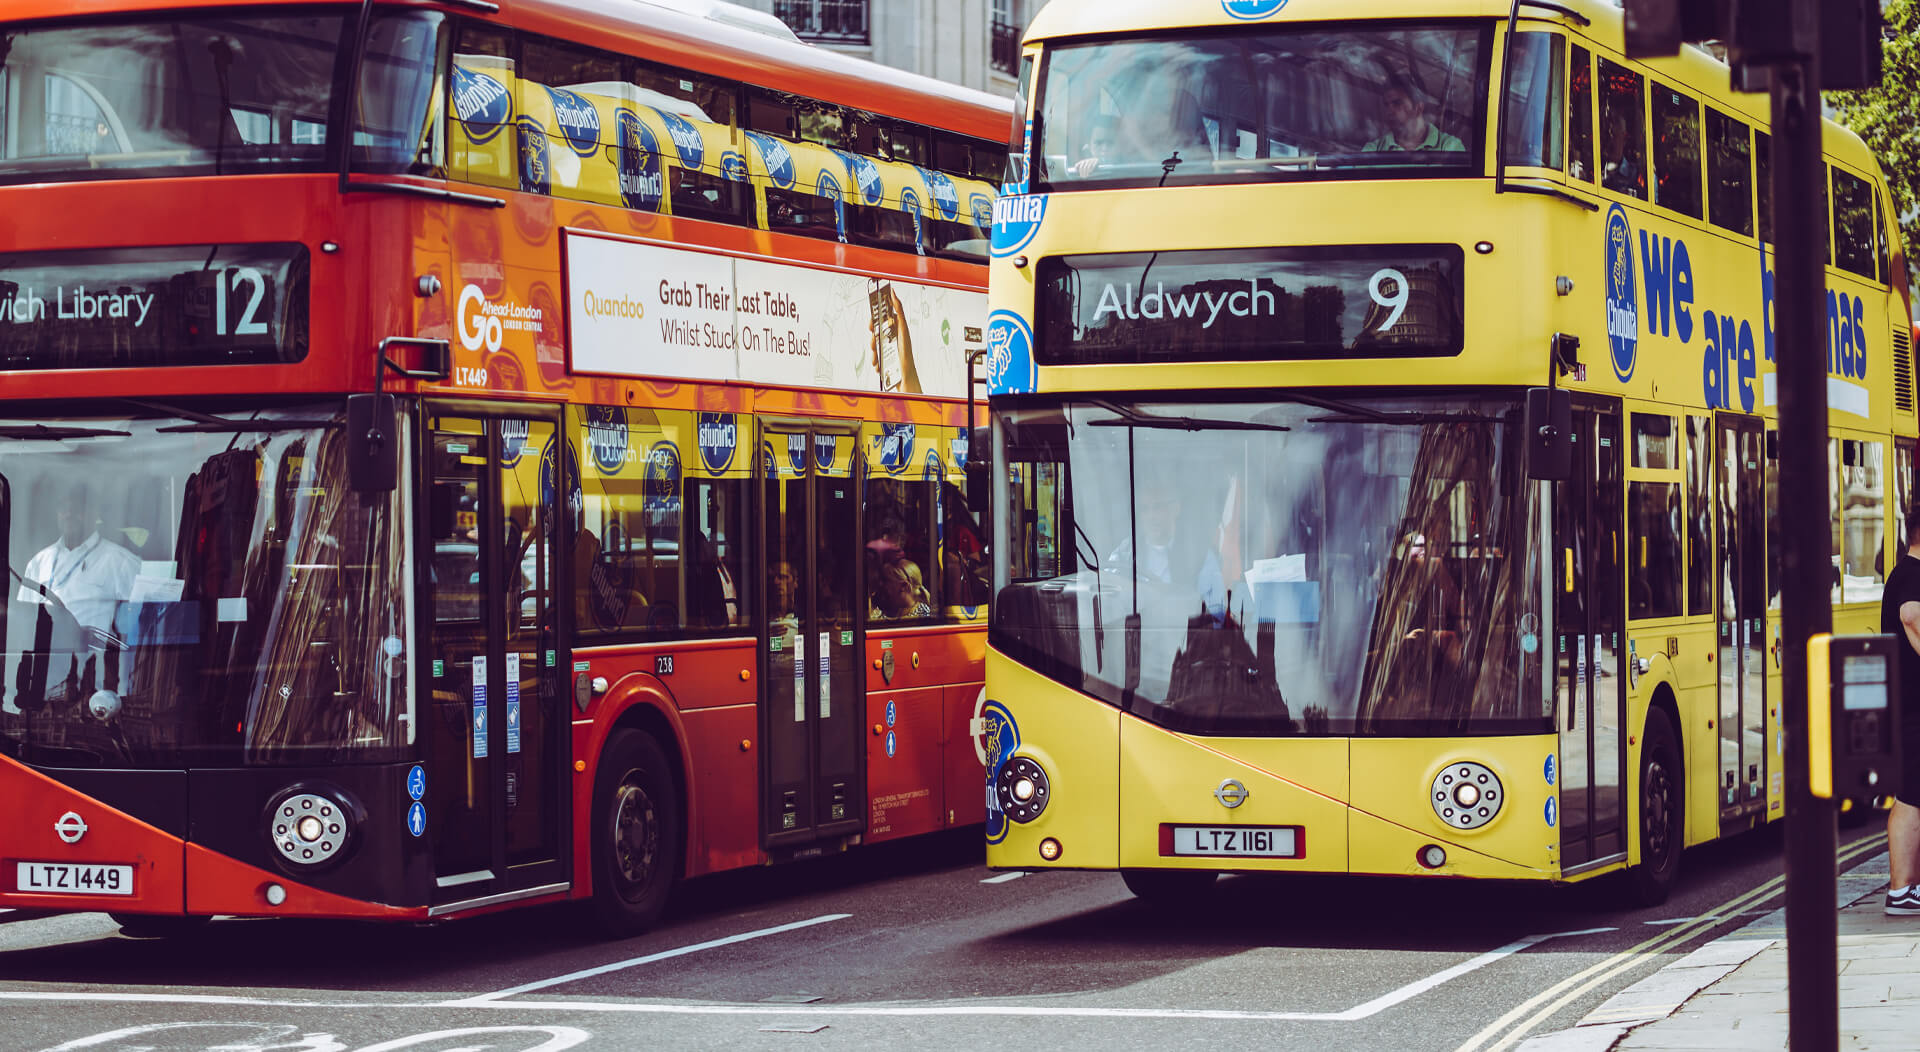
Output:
left=1069, top=117, right=1118, bottom=177
left=1601, top=107, right=1645, bottom=197
left=1363, top=75, right=1464, bottom=153
left=871, top=558, right=933, bottom=620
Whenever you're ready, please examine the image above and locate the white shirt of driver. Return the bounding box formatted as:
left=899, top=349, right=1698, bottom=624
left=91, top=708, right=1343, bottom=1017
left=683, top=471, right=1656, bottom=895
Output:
left=17, top=532, right=140, bottom=632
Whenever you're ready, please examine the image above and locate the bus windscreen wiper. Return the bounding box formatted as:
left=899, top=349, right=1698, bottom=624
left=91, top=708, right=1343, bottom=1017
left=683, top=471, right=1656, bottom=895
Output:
left=0, top=424, right=132, bottom=440
left=120, top=400, right=337, bottom=433
left=1086, top=400, right=1291, bottom=433
left=1276, top=390, right=1500, bottom=425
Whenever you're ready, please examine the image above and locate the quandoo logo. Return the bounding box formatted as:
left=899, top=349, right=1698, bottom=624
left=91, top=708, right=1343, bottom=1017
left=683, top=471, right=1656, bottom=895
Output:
left=1604, top=203, right=1640, bottom=381
left=615, top=109, right=664, bottom=212
left=517, top=117, right=551, bottom=196
left=877, top=422, right=915, bottom=474
left=982, top=700, right=1021, bottom=845
left=546, top=88, right=601, bottom=157
left=586, top=405, right=630, bottom=474
left=922, top=168, right=960, bottom=220
left=986, top=310, right=1037, bottom=395
left=451, top=66, right=512, bottom=143
left=655, top=109, right=705, bottom=170
left=991, top=194, right=1045, bottom=258
left=1223, top=0, right=1290, bottom=19
left=721, top=150, right=749, bottom=182
left=746, top=131, right=795, bottom=189
left=697, top=412, right=738, bottom=474
left=970, top=193, right=994, bottom=233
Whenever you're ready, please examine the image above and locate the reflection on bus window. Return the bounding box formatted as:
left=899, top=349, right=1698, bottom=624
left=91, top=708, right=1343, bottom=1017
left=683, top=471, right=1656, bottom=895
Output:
left=1598, top=58, right=1646, bottom=198
left=1036, top=25, right=1485, bottom=188
left=1502, top=33, right=1563, bottom=170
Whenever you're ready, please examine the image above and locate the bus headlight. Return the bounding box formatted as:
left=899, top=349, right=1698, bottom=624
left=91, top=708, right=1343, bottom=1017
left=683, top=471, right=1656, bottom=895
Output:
left=266, top=784, right=362, bottom=869
left=995, top=756, right=1051, bottom=824
left=1431, top=762, right=1503, bottom=830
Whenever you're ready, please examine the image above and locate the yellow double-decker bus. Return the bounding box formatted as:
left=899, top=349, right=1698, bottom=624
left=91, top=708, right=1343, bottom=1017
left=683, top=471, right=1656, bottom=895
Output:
left=980, top=0, right=1915, bottom=903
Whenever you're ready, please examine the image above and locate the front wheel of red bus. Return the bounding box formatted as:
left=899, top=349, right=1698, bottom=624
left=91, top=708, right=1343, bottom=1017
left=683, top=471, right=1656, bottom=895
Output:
left=1628, top=708, right=1684, bottom=906
left=1121, top=868, right=1218, bottom=903
left=591, top=729, right=682, bottom=937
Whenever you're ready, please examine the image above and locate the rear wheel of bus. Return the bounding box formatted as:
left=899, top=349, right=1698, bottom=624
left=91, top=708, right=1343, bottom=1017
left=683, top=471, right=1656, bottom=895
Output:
left=592, top=729, right=682, bottom=937
left=1121, top=868, right=1218, bottom=902
left=1628, top=709, right=1683, bottom=905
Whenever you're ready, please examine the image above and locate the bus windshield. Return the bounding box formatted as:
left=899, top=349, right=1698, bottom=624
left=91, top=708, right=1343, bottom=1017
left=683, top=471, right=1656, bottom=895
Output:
left=0, top=9, right=445, bottom=183
left=992, top=394, right=1547, bottom=737
left=0, top=402, right=413, bottom=768
left=1035, top=24, right=1488, bottom=188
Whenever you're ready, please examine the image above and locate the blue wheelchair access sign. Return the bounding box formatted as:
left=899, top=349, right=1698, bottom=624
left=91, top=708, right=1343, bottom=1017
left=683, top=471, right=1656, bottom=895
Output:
left=407, top=765, right=426, bottom=801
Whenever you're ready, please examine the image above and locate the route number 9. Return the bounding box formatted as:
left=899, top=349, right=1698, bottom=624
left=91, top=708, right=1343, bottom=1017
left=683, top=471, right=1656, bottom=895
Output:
left=1369, top=267, right=1409, bottom=332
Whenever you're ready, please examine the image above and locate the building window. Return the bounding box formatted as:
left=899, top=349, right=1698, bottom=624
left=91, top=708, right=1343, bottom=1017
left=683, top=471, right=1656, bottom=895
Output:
left=775, top=0, right=869, bottom=45
left=991, top=0, right=1021, bottom=75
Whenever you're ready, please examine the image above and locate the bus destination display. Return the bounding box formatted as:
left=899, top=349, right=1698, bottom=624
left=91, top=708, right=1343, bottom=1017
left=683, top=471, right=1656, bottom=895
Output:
left=0, top=243, right=308, bottom=370
left=1037, top=245, right=1463, bottom=364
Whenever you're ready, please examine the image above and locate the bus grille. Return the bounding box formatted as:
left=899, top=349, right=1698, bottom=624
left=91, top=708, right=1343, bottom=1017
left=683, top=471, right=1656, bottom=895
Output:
left=1897, top=325, right=1915, bottom=415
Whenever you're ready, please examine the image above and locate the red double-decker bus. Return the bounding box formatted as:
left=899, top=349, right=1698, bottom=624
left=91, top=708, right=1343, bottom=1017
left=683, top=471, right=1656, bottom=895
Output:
left=0, top=0, right=1006, bottom=935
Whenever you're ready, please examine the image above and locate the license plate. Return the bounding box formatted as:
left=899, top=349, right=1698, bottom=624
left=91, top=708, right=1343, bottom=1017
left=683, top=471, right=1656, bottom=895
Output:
left=15, top=861, right=134, bottom=895
left=1162, top=825, right=1302, bottom=858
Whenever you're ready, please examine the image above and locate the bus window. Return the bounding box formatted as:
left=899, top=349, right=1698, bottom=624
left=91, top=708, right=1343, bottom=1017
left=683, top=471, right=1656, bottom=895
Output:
left=1568, top=45, right=1594, bottom=182
left=352, top=11, right=448, bottom=177
left=1632, top=413, right=1675, bottom=469
left=685, top=475, right=753, bottom=632
left=1875, top=185, right=1891, bottom=282
left=1685, top=416, right=1713, bottom=616
left=1502, top=33, right=1564, bottom=170
left=630, top=59, right=749, bottom=226
left=450, top=23, right=516, bottom=191
left=866, top=476, right=937, bottom=623
left=1629, top=414, right=1680, bottom=620
left=1838, top=439, right=1886, bottom=603
left=1705, top=108, right=1752, bottom=236
left=1833, top=168, right=1879, bottom=280
left=1597, top=57, right=1646, bottom=199
left=1651, top=84, right=1701, bottom=219
left=517, top=36, right=622, bottom=201
left=1755, top=130, right=1773, bottom=243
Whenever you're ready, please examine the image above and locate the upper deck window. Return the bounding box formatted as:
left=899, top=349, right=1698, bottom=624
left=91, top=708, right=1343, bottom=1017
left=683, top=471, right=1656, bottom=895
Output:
left=0, top=13, right=344, bottom=184
left=1034, top=25, right=1487, bottom=190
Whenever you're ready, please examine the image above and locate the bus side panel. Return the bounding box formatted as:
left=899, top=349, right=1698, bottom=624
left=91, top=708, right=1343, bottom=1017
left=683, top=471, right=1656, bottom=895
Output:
left=1348, top=737, right=1557, bottom=879
left=982, top=647, right=1119, bottom=870
left=944, top=682, right=988, bottom=829
left=865, top=684, right=944, bottom=843
left=182, top=843, right=422, bottom=920
left=675, top=703, right=760, bottom=877
left=0, top=755, right=184, bottom=915
left=1117, top=731, right=1349, bottom=874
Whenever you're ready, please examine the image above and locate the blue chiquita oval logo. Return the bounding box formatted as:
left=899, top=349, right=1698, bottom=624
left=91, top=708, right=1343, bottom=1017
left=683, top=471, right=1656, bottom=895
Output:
left=816, top=170, right=846, bottom=239
left=982, top=700, right=1021, bottom=845
left=615, top=109, right=664, bottom=212
left=720, top=150, right=748, bottom=182
left=835, top=149, right=884, bottom=206
left=585, top=406, right=629, bottom=475
left=1605, top=203, right=1639, bottom=382
left=986, top=310, right=1037, bottom=395
left=746, top=131, right=795, bottom=189
left=786, top=432, right=809, bottom=475
left=969, top=192, right=994, bottom=233
left=655, top=108, right=705, bottom=170
left=925, top=447, right=944, bottom=484
left=645, top=440, right=681, bottom=511
left=762, top=439, right=778, bottom=479
left=1223, top=0, right=1289, bottom=19
left=451, top=66, right=512, bottom=144
left=951, top=430, right=969, bottom=469
left=500, top=418, right=531, bottom=468
left=990, top=194, right=1045, bottom=258
left=814, top=433, right=837, bottom=470
left=546, top=87, right=601, bottom=157
left=922, top=168, right=960, bottom=221
left=517, top=117, right=551, bottom=196
left=697, top=412, right=738, bottom=475
left=877, top=423, right=915, bottom=475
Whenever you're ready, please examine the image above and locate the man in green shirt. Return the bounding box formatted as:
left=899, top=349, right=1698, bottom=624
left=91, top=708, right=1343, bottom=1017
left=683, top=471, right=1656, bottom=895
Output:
left=1364, top=78, right=1465, bottom=153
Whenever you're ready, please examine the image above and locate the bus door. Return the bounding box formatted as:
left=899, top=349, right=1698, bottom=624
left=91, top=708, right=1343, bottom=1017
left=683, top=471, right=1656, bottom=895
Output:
left=420, top=410, right=569, bottom=908
left=1715, top=414, right=1767, bottom=830
left=759, top=422, right=864, bottom=850
left=1556, top=401, right=1626, bottom=870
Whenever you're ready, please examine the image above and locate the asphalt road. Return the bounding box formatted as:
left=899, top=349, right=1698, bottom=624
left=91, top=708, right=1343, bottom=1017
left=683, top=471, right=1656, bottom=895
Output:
left=0, top=820, right=1888, bottom=1052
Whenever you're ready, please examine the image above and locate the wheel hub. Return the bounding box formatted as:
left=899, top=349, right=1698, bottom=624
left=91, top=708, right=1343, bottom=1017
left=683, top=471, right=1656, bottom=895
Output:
left=612, top=779, right=658, bottom=892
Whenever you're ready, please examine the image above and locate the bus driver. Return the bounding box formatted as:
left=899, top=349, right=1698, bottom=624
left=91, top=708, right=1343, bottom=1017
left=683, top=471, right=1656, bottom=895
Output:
left=17, top=481, right=139, bottom=645
left=1363, top=74, right=1464, bottom=153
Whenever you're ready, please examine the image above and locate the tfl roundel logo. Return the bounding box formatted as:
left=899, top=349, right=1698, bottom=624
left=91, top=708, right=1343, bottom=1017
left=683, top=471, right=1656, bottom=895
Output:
left=1223, top=0, right=1289, bottom=19
left=986, top=310, right=1037, bottom=395
left=1604, top=203, right=1640, bottom=382
left=990, top=194, right=1046, bottom=258
left=746, top=131, right=794, bottom=189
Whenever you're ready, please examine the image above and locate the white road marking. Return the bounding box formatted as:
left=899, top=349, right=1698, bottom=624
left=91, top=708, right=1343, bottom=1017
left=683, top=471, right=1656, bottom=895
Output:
left=0, top=924, right=1618, bottom=1023
left=445, top=914, right=853, bottom=1004
left=980, top=872, right=1026, bottom=884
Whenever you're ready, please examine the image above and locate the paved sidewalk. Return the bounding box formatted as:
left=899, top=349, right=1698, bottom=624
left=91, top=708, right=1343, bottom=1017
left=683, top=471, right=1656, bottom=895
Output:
left=1522, top=850, right=1913, bottom=1051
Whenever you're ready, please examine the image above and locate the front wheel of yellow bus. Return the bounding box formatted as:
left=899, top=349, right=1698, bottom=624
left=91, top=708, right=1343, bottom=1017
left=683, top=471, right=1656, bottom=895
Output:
left=1629, top=710, right=1684, bottom=906
left=592, top=730, right=683, bottom=937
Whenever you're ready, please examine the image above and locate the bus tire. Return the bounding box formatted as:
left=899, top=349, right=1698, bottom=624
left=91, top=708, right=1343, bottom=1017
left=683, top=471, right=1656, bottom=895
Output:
left=591, top=728, right=682, bottom=937
left=1120, top=868, right=1217, bottom=902
left=1628, top=708, right=1683, bottom=906
left=109, top=913, right=211, bottom=938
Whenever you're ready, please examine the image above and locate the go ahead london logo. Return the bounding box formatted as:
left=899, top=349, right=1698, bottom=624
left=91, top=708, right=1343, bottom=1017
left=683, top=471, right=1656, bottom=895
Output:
left=1604, top=204, right=1640, bottom=382
left=986, top=310, right=1036, bottom=396
left=1223, top=0, right=1289, bottom=19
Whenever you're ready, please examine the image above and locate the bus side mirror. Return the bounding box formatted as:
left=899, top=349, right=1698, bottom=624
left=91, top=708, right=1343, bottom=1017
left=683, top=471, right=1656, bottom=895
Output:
left=1526, top=388, right=1572, bottom=481
left=346, top=393, right=399, bottom=494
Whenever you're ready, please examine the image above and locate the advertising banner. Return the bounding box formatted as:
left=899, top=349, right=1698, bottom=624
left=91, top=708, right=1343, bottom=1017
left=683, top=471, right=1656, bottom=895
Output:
left=566, top=232, right=985, bottom=397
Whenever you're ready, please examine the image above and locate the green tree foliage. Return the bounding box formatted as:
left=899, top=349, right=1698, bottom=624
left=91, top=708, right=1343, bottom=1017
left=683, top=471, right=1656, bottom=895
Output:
left=1828, top=0, right=1919, bottom=301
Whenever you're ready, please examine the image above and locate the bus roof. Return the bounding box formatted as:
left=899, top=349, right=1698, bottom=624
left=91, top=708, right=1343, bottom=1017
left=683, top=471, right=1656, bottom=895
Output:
left=33, top=0, right=1012, bottom=142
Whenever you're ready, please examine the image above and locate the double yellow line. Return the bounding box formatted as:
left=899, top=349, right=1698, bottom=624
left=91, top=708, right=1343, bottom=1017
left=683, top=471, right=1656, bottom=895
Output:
left=1453, top=832, right=1888, bottom=1052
